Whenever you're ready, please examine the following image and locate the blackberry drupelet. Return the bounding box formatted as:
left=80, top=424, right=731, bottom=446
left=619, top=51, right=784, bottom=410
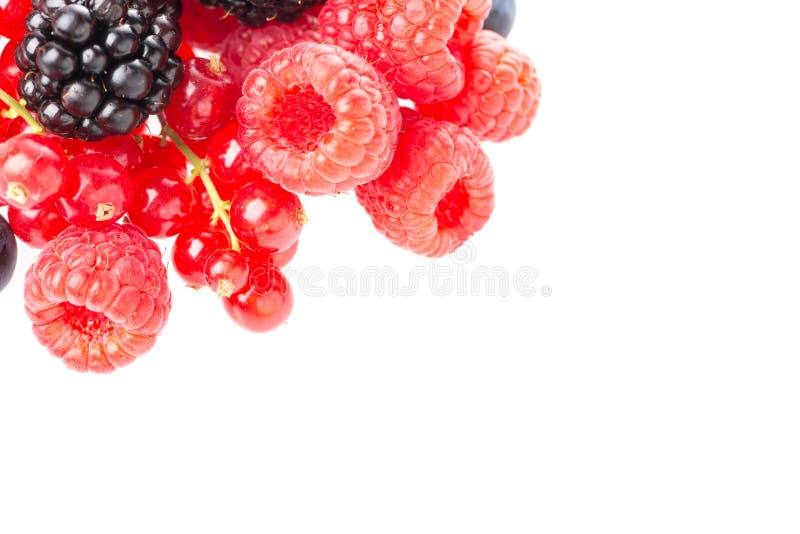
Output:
left=14, top=0, right=185, bottom=140
left=196, top=0, right=325, bottom=28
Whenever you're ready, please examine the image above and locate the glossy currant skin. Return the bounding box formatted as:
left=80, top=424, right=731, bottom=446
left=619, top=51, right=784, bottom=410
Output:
left=230, top=180, right=305, bottom=254
left=128, top=166, right=196, bottom=238
left=222, top=264, right=293, bottom=333
left=0, top=212, right=16, bottom=292
left=172, top=225, right=229, bottom=287
left=243, top=238, right=298, bottom=269
left=0, top=0, right=31, bottom=42
left=0, top=133, right=69, bottom=209
left=204, top=248, right=249, bottom=297
left=63, top=134, right=144, bottom=173
left=207, top=121, right=262, bottom=198
left=163, top=57, right=237, bottom=140
left=138, top=134, right=187, bottom=174
left=0, top=42, right=23, bottom=96
left=484, top=0, right=516, bottom=37
left=56, top=153, right=133, bottom=227
left=6, top=203, right=69, bottom=248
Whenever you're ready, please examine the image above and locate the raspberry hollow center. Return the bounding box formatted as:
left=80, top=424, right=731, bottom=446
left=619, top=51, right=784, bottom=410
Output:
left=63, top=303, right=113, bottom=337
left=435, top=180, right=469, bottom=229
left=272, top=86, right=336, bottom=153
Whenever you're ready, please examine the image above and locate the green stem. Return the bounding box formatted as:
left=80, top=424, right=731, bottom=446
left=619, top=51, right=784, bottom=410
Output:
left=0, top=88, right=44, bottom=134
left=157, top=114, right=240, bottom=252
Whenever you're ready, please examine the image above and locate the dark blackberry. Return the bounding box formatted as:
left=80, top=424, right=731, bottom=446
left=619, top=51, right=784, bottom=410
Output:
left=196, top=0, right=325, bottom=28
left=14, top=0, right=185, bottom=141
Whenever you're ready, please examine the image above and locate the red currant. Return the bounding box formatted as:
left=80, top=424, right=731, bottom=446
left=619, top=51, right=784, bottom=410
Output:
left=204, top=249, right=249, bottom=297
left=62, top=135, right=144, bottom=174
left=0, top=115, right=25, bottom=142
left=0, top=0, right=30, bottom=42
left=176, top=40, right=196, bottom=62
left=188, top=179, right=215, bottom=226
left=56, top=154, right=133, bottom=228
left=7, top=203, right=69, bottom=248
left=222, top=264, right=293, bottom=333
left=138, top=135, right=187, bottom=175
left=0, top=41, right=22, bottom=97
left=243, top=238, right=299, bottom=269
left=163, top=57, right=237, bottom=141
left=207, top=122, right=262, bottom=197
left=128, top=166, right=197, bottom=238
left=230, top=180, right=306, bottom=253
left=0, top=133, right=69, bottom=209
left=179, top=0, right=240, bottom=54
left=172, top=225, right=229, bottom=287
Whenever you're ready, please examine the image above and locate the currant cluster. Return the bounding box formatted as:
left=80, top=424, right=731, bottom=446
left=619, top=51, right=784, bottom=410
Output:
left=0, top=0, right=539, bottom=373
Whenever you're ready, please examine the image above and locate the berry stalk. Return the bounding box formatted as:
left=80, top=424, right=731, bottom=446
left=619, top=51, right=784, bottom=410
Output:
left=157, top=114, right=240, bottom=252
left=0, top=88, right=44, bottom=134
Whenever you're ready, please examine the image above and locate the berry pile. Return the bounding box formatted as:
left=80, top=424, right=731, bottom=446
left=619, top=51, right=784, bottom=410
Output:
left=0, top=0, right=538, bottom=373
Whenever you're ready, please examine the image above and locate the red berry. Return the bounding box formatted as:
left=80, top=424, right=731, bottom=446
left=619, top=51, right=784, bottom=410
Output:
left=419, top=30, right=541, bottom=142
left=237, top=42, right=401, bottom=195
left=164, top=57, right=237, bottom=141
left=222, top=264, right=292, bottom=333
left=319, top=0, right=490, bottom=104
left=7, top=204, right=69, bottom=248
left=230, top=180, right=306, bottom=254
left=128, top=166, right=197, bottom=238
left=268, top=239, right=298, bottom=268
left=175, top=40, right=195, bottom=62
left=220, top=10, right=321, bottom=87
left=0, top=41, right=22, bottom=97
left=0, top=0, right=30, bottom=42
left=188, top=179, right=215, bottom=226
left=204, top=248, right=249, bottom=297
left=179, top=0, right=241, bottom=55
left=0, top=115, right=26, bottom=142
left=206, top=122, right=261, bottom=197
left=138, top=135, right=187, bottom=175
left=24, top=224, right=171, bottom=373
left=356, top=115, right=495, bottom=257
left=62, top=135, right=144, bottom=174
left=0, top=133, right=69, bottom=209
left=56, top=154, right=133, bottom=228
left=172, top=225, right=229, bottom=287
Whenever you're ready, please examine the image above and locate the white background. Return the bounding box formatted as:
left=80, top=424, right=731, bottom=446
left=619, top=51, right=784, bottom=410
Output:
left=1, top=1, right=799, bottom=532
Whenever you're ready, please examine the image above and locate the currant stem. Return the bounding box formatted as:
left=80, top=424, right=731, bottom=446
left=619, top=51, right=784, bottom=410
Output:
left=0, top=88, right=44, bottom=134
left=157, top=114, right=240, bottom=252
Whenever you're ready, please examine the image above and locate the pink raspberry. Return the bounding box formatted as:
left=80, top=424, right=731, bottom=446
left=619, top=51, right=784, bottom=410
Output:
left=24, top=224, right=171, bottom=373
left=221, top=10, right=321, bottom=88
left=320, top=0, right=491, bottom=104
left=419, top=29, right=542, bottom=142
left=356, top=111, right=495, bottom=257
left=237, top=42, right=401, bottom=195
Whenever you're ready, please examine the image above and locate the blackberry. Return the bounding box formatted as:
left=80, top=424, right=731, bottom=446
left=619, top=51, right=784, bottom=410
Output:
left=197, top=0, right=325, bottom=28
left=14, top=0, right=185, bottom=141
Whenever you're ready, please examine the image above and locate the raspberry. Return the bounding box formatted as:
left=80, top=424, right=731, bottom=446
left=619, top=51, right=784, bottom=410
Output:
left=237, top=42, right=401, bottom=195
left=221, top=9, right=321, bottom=87
left=319, top=0, right=490, bottom=104
left=355, top=112, right=494, bottom=257
left=14, top=0, right=184, bottom=140
left=418, top=29, right=541, bottom=142
left=24, top=224, right=171, bottom=373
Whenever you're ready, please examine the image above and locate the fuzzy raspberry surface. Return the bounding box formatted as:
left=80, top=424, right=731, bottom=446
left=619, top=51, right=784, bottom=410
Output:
left=320, top=0, right=490, bottom=104
left=237, top=41, right=401, bottom=195
left=221, top=9, right=321, bottom=87
left=356, top=112, right=494, bottom=257
left=24, top=224, right=171, bottom=373
left=419, top=29, right=541, bottom=142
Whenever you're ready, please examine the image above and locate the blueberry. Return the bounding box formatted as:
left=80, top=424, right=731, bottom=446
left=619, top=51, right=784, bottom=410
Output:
left=484, top=0, right=516, bottom=38
left=0, top=214, right=17, bottom=293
